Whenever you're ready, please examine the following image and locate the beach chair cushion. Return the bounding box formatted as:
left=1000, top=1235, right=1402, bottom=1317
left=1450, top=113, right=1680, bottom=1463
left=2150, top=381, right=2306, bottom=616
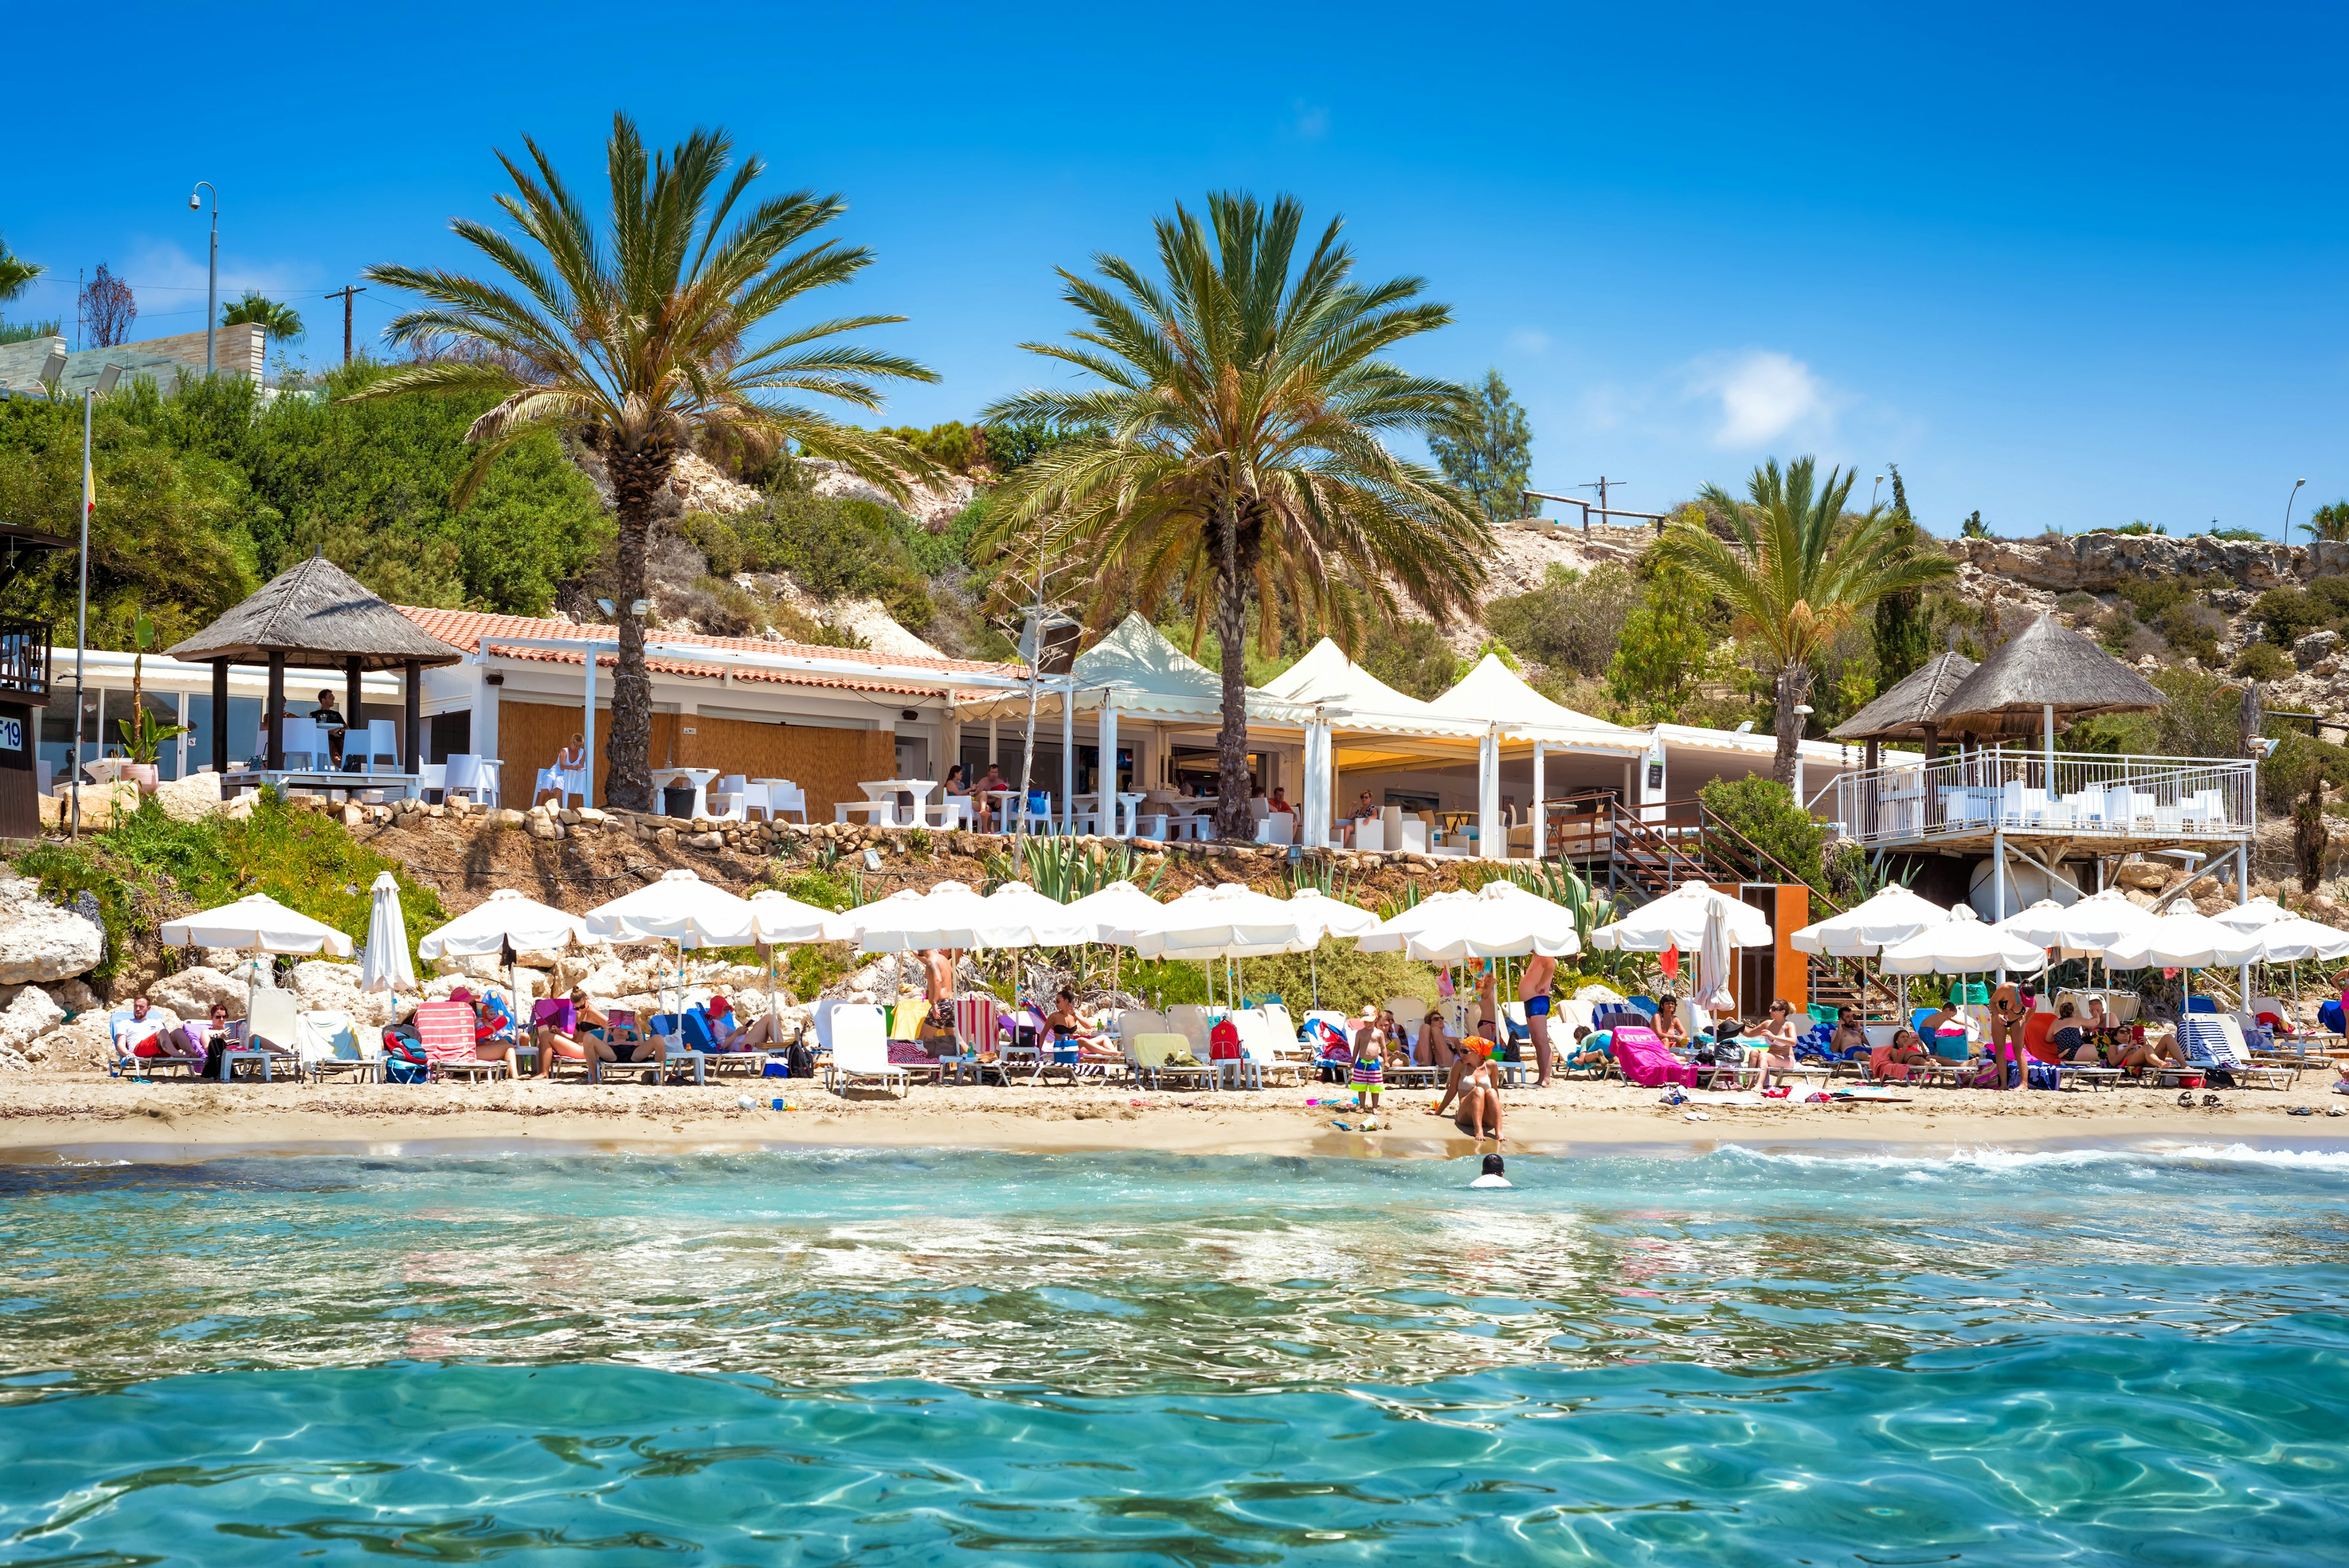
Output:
left=531, top=998, right=576, bottom=1036
left=1611, top=1025, right=1697, bottom=1088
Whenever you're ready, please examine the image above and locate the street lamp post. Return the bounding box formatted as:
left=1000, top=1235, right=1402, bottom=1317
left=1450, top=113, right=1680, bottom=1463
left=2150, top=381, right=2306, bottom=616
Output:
left=2285, top=477, right=2309, bottom=541
left=188, top=182, right=217, bottom=376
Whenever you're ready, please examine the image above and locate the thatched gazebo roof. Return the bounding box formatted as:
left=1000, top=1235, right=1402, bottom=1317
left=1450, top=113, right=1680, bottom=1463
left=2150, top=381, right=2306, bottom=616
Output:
left=1930, top=612, right=2164, bottom=738
left=166, top=553, right=465, bottom=670
left=1830, top=650, right=1977, bottom=743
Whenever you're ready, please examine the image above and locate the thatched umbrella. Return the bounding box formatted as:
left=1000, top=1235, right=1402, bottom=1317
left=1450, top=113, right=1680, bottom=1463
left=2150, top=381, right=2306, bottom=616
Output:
left=166, top=552, right=463, bottom=775
left=1830, top=650, right=1976, bottom=762
left=1932, top=613, right=2165, bottom=765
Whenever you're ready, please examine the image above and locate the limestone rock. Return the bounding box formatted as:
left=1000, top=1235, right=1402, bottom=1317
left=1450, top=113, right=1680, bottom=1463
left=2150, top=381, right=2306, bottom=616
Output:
left=0, top=985, right=66, bottom=1050
left=528, top=817, right=562, bottom=840
left=37, top=782, right=143, bottom=831
left=0, top=877, right=105, bottom=984
left=491, top=808, right=527, bottom=828
left=2112, top=861, right=2169, bottom=891
left=2298, top=629, right=2342, bottom=669
left=153, top=770, right=225, bottom=823
left=151, top=966, right=249, bottom=1021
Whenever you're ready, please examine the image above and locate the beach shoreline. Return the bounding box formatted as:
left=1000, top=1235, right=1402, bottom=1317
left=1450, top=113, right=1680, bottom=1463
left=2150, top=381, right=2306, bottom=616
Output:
left=3, top=1074, right=2343, bottom=1162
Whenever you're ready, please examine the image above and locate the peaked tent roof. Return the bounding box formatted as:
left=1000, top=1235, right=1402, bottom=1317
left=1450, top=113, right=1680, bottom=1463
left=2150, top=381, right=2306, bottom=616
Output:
left=1829, top=650, right=1978, bottom=742
left=953, top=613, right=1310, bottom=724
left=1428, top=654, right=1650, bottom=752
left=1932, top=613, right=2165, bottom=737
left=166, top=554, right=466, bottom=671
left=1258, top=637, right=1493, bottom=738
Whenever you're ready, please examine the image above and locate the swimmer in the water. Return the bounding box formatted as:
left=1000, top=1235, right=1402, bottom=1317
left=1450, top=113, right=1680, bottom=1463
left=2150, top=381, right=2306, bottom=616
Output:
left=1469, top=1153, right=1511, bottom=1188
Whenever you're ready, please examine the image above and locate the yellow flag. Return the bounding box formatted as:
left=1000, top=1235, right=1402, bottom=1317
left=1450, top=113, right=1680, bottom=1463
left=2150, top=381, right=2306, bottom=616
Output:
left=83, top=454, right=95, bottom=519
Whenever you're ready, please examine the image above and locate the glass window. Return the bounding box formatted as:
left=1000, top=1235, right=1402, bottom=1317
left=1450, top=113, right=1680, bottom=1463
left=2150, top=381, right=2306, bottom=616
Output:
left=186, top=695, right=264, bottom=771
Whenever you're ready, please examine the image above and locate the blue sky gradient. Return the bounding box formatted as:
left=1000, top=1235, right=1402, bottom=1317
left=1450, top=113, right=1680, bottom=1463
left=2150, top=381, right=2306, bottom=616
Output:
left=4, top=1, right=2342, bottom=538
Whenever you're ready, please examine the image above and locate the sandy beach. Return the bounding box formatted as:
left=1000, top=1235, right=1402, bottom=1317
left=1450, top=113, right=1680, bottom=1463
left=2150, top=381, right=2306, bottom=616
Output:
left=4, top=1074, right=2343, bottom=1161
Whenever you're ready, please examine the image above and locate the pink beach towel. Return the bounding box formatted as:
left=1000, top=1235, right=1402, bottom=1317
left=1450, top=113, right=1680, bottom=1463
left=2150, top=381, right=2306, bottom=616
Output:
left=1609, top=1024, right=1697, bottom=1088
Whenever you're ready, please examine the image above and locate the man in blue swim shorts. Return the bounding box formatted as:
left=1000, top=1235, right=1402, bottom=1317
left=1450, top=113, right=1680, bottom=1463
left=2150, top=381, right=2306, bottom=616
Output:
left=1520, top=951, right=1557, bottom=1087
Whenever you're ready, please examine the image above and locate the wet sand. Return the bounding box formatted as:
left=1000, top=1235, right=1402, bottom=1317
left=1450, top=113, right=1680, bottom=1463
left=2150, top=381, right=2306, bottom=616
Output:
left=2, top=1073, right=2342, bottom=1161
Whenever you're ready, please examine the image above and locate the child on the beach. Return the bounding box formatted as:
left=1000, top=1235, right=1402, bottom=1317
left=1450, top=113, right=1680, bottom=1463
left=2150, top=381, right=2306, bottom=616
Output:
left=1351, top=1020, right=1386, bottom=1115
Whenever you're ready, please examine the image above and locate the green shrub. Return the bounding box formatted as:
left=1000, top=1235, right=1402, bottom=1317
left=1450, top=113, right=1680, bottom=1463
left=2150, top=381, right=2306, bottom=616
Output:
left=1481, top=563, right=1638, bottom=678
left=2255, top=586, right=2330, bottom=647
left=9, top=793, right=445, bottom=982
left=1698, top=776, right=1824, bottom=890
left=2233, top=642, right=2294, bottom=680
left=2153, top=601, right=2223, bottom=664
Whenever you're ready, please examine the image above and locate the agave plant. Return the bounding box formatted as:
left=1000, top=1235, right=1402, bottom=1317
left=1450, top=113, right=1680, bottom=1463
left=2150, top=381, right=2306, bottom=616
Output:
left=981, top=838, right=1164, bottom=899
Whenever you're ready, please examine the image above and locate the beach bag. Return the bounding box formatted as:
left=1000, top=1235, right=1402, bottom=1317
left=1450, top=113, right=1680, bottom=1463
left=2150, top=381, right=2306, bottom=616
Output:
left=381, top=1027, right=428, bottom=1084
left=1209, top=1019, right=1241, bottom=1061
left=2027, top=1061, right=2061, bottom=1090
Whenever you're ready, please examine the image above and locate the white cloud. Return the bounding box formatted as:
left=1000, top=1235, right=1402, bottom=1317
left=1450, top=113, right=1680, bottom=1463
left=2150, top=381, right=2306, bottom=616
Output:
left=1505, top=327, right=1551, bottom=355
left=1691, top=349, right=1832, bottom=448
left=1291, top=101, right=1330, bottom=140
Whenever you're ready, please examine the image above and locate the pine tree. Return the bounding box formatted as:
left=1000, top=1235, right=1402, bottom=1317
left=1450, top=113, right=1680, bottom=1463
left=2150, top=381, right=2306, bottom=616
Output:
left=1428, top=368, right=1533, bottom=526
left=1872, top=463, right=1932, bottom=684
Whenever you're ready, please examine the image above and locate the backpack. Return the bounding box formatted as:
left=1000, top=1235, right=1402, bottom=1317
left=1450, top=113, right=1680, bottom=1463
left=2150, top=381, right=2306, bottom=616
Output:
left=1209, top=1019, right=1241, bottom=1061
left=381, top=1027, right=428, bottom=1084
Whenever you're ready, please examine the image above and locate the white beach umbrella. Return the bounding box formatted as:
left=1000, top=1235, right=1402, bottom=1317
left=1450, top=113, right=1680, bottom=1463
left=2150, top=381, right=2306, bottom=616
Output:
left=418, top=888, right=598, bottom=960
left=582, top=869, right=759, bottom=949
left=584, top=869, right=761, bottom=1022
left=839, top=880, right=1085, bottom=953
left=1354, top=889, right=1472, bottom=953
left=979, top=882, right=1095, bottom=948
left=2245, top=916, right=2349, bottom=964
left=1590, top=882, right=1772, bottom=953
left=163, top=892, right=355, bottom=1025
left=1791, top=885, right=1951, bottom=957
left=2211, top=896, right=2292, bottom=932
left=359, top=872, right=416, bottom=994
left=1123, top=883, right=1316, bottom=960
left=1286, top=888, right=1383, bottom=945
left=1877, top=906, right=2048, bottom=975
left=163, top=893, right=355, bottom=957
left=2030, top=886, right=2166, bottom=955
left=1696, top=899, right=1738, bottom=1013
left=746, top=889, right=846, bottom=946
left=1403, top=881, right=1581, bottom=963
left=2098, top=908, right=2265, bottom=971
left=420, top=887, right=604, bottom=1029
left=1061, top=880, right=1167, bottom=944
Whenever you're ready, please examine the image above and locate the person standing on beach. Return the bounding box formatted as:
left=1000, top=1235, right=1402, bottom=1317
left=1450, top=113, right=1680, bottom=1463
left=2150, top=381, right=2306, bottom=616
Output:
left=1519, top=951, right=1557, bottom=1087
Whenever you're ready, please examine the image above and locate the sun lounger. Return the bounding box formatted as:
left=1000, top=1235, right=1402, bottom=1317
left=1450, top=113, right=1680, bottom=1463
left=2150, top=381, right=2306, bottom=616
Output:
left=826, top=1011, right=911, bottom=1096
left=108, top=1008, right=206, bottom=1080
left=1225, top=1011, right=1301, bottom=1090
left=1130, top=1032, right=1215, bottom=1091
left=1611, top=1024, right=1697, bottom=1088
left=2181, top=1017, right=2297, bottom=1090
left=414, top=998, right=514, bottom=1082
left=295, top=1009, right=377, bottom=1082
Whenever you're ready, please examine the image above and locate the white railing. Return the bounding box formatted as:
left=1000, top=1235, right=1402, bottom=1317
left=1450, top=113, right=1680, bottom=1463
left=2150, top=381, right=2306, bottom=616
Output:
left=1831, top=751, right=2255, bottom=847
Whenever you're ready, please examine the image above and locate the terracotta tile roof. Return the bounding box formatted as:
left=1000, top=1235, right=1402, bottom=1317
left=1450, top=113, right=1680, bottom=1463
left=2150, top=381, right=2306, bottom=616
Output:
left=396, top=607, right=1017, bottom=699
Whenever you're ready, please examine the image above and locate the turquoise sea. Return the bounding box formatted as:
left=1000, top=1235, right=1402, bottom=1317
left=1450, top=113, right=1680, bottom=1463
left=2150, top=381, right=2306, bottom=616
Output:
left=1, top=1141, right=2346, bottom=1566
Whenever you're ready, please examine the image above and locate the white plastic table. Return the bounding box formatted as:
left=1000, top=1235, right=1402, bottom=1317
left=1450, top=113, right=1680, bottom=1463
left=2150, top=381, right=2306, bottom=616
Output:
left=976, top=787, right=1025, bottom=833
left=855, top=778, right=937, bottom=827
left=650, top=767, right=721, bottom=819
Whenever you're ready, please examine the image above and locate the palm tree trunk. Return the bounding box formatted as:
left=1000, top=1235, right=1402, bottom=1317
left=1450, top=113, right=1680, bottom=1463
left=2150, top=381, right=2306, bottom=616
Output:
left=1772, top=663, right=1810, bottom=788
left=603, top=444, right=669, bottom=812
left=1214, top=502, right=1253, bottom=841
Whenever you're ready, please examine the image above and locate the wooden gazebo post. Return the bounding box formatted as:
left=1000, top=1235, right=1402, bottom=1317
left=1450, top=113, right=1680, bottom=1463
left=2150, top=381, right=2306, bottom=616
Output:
left=265, top=652, right=286, bottom=771
left=344, top=655, right=364, bottom=770
left=210, top=659, right=229, bottom=774
left=404, top=660, right=421, bottom=776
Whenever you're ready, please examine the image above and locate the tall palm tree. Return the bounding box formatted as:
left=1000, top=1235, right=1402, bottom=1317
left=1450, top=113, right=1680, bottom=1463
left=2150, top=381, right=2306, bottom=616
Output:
left=349, top=113, right=937, bottom=809
left=221, top=289, right=305, bottom=343
left=1663, top=456, right=1954, bottom=786
left=980, top=193, right=1488, bottom=838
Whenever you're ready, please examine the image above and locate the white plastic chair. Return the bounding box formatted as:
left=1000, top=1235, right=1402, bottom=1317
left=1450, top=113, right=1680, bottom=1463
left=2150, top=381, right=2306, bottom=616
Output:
left=280, top=716, right=324, bottom=771
left=1255, top=812, right=1294, bottom=847
left=417, top=762, right=448, bottom=803
left=358, top=719, right=399, bottom=774
left=707, top=775, right=751, bottom=822
left=768, top=782, right=808, bottom=824
left=443, top=754, right=484, bottom=803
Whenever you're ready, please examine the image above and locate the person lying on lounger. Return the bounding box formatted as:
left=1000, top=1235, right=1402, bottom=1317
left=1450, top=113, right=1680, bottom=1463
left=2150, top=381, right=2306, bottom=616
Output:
left=702, top=994, right=777, bottom=1053
left=2107, top=1028, right=2187, bottom=1074
left=1869, top=1027, right=1931, bottom=1081
left=1046, top=990, right=1119, bottom=1060
left=2048, top=1002, right=2100, bottom=1064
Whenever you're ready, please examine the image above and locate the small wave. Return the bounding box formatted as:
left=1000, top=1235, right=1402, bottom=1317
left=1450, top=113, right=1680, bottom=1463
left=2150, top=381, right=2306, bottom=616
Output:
left=1709, top=1142, right=2349, bottom=1175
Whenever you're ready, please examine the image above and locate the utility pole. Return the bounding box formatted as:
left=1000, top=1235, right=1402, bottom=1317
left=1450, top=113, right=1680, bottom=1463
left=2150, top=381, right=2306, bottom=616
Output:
left=324, top=285, right=365, bottom=365
left=1579, top=476, right=1622, bottom=516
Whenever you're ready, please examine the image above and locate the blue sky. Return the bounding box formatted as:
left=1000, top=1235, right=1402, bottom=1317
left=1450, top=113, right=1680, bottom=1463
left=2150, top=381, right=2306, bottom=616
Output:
left=4, top=1, right=2343, bottom=538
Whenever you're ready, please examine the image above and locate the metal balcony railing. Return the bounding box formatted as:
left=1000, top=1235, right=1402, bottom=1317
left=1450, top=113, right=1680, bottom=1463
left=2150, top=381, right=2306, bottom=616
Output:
left=0, top=622, right=50, bottom=699
left=1831, top=750, right=2255, bottom=847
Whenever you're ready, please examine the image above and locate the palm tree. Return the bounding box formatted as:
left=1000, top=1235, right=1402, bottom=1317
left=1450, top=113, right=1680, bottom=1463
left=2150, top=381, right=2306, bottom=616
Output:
left=1662, top=456, right=1955, bottom=786
left=349, top=113, right=937, bottom=809
left=980, top=193, right=1488, bottom=839
left=221, top=290, right=305, bottom=343
left=0, top=234, right=40, bottom=305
